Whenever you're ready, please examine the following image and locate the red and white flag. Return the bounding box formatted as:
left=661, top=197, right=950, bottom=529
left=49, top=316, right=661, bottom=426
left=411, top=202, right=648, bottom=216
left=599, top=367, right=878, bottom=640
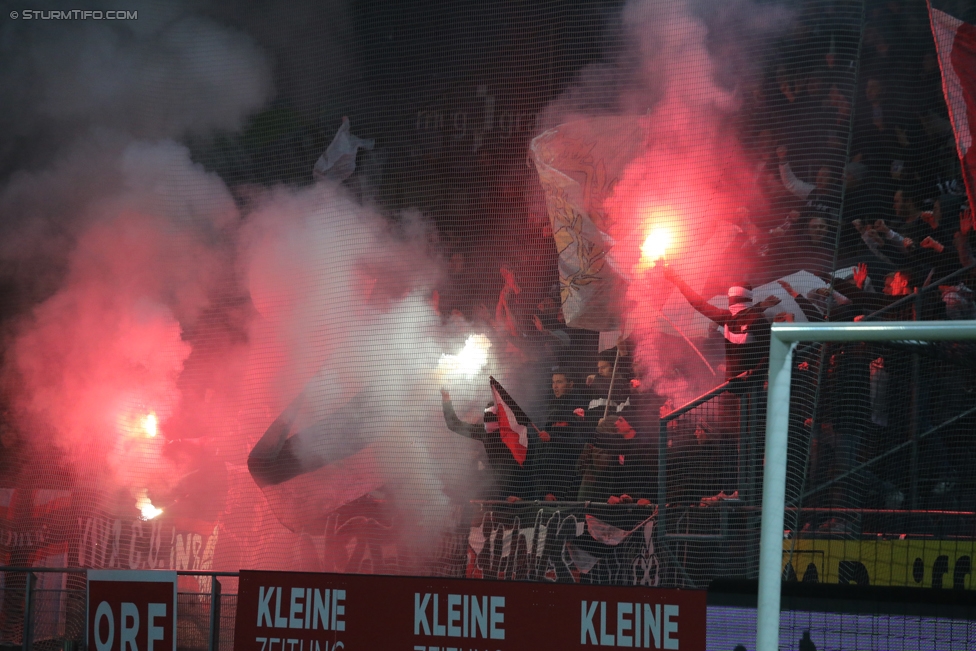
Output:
left=929, top=3, right=976, bottom=206
left=489, top=377, right=530, bottom=466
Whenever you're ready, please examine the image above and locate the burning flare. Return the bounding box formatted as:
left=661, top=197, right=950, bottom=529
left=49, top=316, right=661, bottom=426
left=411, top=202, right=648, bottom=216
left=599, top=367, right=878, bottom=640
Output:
left=135, top=489, right=163, bottom=520
left=141, top=412, right=158, bottom=438
left=438, top=334, right=491, bottom=379
left=640, top=226, right=673, bottom=266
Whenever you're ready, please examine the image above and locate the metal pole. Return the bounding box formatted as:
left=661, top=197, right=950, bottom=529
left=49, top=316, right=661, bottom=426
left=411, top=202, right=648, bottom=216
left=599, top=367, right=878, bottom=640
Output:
left=908, top=289, right=922, bottom=511
left=208, top=575, right=222, bottom=651
left=22, top=572, right=36, bottom=651
left=657, top=416, right=668, bottom=545
left=908, top=353, right=921, bottom=511
left=602, top=346, right=622, bottom=420
left=757, top=335, right=795, bottom=651
left=757, top=321, right=976, bottom=651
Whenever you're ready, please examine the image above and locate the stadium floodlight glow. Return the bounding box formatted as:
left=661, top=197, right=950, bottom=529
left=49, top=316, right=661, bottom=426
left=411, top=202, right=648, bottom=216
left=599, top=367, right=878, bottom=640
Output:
left=757, top=320, right=976, bottom=651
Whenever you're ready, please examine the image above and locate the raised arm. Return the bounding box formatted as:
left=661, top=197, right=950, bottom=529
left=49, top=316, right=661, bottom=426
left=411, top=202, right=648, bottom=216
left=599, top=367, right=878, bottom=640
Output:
left=777, top=280, right=823, bottom=322
left=441, top=389, right=485, bottom=440
left=663, top=263, right=731, bottom=324
left=777, top=146, right=815, bottom=200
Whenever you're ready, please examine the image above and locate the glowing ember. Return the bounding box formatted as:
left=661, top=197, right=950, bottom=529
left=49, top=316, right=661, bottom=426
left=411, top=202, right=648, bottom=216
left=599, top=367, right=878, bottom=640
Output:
left=135, top=490, right=163, bottom=520
left=438, top=334, right=491, bottom=379
left=141, top=412, right=158, bottom=438
left=641, top=226, right=673, bottom=264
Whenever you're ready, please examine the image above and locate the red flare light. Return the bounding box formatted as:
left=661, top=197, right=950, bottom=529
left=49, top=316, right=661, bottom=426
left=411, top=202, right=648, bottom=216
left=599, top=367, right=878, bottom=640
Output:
left=141, top=412, right=158, bottom=438
left=640, top=226, right=673, bottom=265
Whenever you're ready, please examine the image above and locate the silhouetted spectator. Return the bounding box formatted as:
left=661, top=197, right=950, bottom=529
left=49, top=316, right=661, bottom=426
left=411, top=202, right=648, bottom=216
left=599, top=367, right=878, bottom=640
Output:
left=663, top=264, right=781, bottom=380
left=534, top=370, right=587, bottom=501
left=440, top=388, right=534, bottom=501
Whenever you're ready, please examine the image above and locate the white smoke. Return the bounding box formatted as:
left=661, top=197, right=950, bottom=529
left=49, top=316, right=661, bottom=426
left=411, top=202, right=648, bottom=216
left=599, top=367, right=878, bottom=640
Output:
left=1, top=0, right=498, bottom=573
left=236, top=183, right=494, bottom=567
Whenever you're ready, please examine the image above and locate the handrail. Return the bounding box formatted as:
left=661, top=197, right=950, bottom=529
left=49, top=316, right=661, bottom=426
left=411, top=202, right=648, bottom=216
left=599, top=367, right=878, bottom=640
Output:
left=861, top=263, right=976, bottom=323
left=660, top=368, right=759, bottom=423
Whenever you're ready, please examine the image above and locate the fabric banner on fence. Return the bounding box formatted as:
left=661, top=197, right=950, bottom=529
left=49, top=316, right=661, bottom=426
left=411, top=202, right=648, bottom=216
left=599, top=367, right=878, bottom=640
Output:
left=466, top=502, right=660, bottom=587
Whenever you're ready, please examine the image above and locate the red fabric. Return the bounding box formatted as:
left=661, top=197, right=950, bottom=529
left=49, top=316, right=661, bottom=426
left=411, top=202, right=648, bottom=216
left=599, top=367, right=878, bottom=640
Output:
left=931, top=4, right=976, bottom=207
left=493, top=385, right=528, bottom=465
left=953, top=20, right=976, bottom=204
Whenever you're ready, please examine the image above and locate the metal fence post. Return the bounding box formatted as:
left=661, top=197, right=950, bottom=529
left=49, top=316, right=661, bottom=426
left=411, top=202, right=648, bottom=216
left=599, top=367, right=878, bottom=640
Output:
left=208, top=575, right=222, bottom=651
left=22, top=571, right=36, bottom=651
left=657, top=416, right=668, bottom=543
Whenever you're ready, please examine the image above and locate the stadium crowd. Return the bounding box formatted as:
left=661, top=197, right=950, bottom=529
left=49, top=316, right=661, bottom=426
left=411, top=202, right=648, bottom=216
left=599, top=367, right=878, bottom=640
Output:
left=438, top=2, right=976, bottom=533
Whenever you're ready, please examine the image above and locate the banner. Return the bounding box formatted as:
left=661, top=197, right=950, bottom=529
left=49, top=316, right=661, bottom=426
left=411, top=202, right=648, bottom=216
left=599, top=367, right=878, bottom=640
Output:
left=234, top=570, right=706, bottom=651
left=929, top=3, right=976, bottom=209
left=466, top=503, right=660, bottom=587
left=87, top=570, right=177, bottom=651
left=784, top=538, right=976, bottom=590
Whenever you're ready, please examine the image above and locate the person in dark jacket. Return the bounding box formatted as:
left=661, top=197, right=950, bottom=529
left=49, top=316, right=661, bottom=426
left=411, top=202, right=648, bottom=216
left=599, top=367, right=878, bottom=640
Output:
left=534, top=371, right=587, bottom=501
left=663, top=263, right=781, bottom=380
left=663, top=266, right=780, bottom=504
left=440, top=388, right=535, bottom=501
left=577, top=355, right=640, bottom=502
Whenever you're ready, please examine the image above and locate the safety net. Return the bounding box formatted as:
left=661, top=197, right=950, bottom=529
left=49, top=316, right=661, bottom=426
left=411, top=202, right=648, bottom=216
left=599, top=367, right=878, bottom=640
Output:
left=1, top=3, right=975, bottom=646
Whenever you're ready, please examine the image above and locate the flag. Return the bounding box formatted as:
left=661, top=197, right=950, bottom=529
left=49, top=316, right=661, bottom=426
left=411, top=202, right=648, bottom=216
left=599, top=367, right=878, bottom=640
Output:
left=489, top=377, right=531, bottom=466
left=530, top=117, right=643, bottom=331
left=585, top=513, right=655, bottom=546
left=313, top=116, right=375, bottom=182
left=929, top=3, right=976, bottom=207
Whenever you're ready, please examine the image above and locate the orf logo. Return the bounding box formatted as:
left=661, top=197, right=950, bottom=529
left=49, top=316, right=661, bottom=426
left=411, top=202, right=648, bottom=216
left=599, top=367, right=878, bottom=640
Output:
left=88, top=570, right=177, bottom=651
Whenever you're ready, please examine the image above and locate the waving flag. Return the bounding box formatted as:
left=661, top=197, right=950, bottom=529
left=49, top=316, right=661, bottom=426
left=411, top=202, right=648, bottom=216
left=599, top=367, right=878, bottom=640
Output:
left=929, top=2, right=976, bottom=206
left=529, top=118, right=644, bottom=331
left=489, top=377, right=531, bottom=466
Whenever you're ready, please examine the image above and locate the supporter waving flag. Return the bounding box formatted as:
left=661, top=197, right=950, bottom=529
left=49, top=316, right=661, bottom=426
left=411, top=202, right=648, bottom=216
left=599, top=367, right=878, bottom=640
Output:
left=489, top=376, right=532, bottom=466
left=929, top=2, right=976, bottom=207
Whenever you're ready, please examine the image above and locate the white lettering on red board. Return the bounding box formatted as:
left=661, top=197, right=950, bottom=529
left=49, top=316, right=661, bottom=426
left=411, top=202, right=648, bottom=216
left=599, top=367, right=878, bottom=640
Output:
left=413, top=593, right=505, bottom=641
left=92, top=601, right=167, bottom=651
left=580, top=601, right=680, bottom=649
left=255, top=587, right=345, bottom=631
left=254, top=640, right=344, bottom=651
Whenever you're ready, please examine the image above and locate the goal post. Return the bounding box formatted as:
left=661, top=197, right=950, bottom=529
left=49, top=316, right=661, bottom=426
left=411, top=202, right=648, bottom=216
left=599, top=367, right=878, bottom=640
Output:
left=757, top=320, right=976, bottom=651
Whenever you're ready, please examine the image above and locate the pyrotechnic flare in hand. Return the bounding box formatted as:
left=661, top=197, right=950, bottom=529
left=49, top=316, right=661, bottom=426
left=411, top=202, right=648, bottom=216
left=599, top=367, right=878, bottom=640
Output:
left=662, top=260, right=678, bottom=283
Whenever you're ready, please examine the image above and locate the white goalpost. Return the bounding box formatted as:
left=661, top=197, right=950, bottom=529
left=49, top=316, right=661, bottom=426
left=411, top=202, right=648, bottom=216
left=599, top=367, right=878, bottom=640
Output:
left=757, top=320, right=976, bottom=651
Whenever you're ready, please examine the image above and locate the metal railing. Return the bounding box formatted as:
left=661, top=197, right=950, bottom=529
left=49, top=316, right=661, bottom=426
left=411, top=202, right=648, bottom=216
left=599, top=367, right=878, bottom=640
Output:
left=654, top=370, right=765, bottom=588
left=0, top=568, right=240, bottom=651
left=657, top=369, right=763, bottom=538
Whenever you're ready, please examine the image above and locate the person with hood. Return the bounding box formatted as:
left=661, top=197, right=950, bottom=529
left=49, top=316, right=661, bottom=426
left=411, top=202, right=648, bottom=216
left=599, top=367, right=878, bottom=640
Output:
left=662, top=264, right=781, bottom=380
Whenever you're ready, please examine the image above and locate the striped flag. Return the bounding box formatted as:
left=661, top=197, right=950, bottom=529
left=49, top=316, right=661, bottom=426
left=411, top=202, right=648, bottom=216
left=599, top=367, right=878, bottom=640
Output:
left=489, top=377, right=531, bottom=466
left=929, top=2, right=976, bottom=207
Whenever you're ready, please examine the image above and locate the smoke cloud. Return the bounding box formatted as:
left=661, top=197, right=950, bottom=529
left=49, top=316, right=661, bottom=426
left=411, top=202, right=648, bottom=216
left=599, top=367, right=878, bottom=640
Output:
left=0, top=0, right=504, bottom=573
left=540, top=0, right=791, bottom=405
left=1, top=0, right=796, bottom=573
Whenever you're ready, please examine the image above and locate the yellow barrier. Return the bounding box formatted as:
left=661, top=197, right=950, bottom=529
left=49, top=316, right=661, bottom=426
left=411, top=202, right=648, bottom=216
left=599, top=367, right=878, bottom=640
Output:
left=783, top=539, right=976, bottom=589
